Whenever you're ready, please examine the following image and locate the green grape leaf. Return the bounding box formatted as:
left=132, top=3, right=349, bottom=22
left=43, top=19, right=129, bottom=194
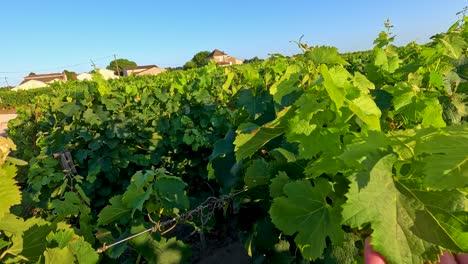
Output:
left=74, top=184, right=91, bottom=205
left=129, top=224, right=191, bottom=264
left=236, top=88, right=271, bottom=118
left=51, top=192, right=82, bottom=216
left=0, top=239, right=9, bottom=251
left=400, top=188, right=468, bottom=252
left=97, top=195, right=131, bottom=226
left=440, top=35, right=466, bottom=59
left=208, top=129, right=235, bottom=161
left=59, top=103, right=81, bottom=116
left=305, top=155, right=347, bottom=179
left=46, top=230, right=74, bottom=248
left=82, top=109, right=101, bottom=126
left=82, top=106, right=109, bottom=127
left=21, top=221, right=53, bottom=262
left=287, top=126, right=343, bottom=160
left=288, top=93, right=328, bottom=136
left=374, top=48, right=401, bottom=73
left=384, top=83, right=415, bottom=111
left=269, top=171, right=290, bottom=198
left=348, top=92, right=382, bottom=131
left=415, top=126, right=468, bottom=189
left=322, top=66, right=381, bottom=130
left=122, top=184, right=152, bottom=217
left=429, top=71, right=444, bottom=89
left=5, top=157, right=28, bottom=166
left=352, top=72, right=375, bottom=91
left=234, top=107, right=291, bottom=160
left=270, top=179, right=344, bottom=260
left=0, top=163, right=21, bottom=219
left=44, top=247, right=75, bottom=264
left=68, top=236, right=100, bottom=264
left=269, top=148, right=296, bottom=163
left=321, top=65, right=349, bottom=110
left=207, top=129, right=240, bottom=188
left=305, top=46, right=348, bottom=66
left=121, top=170, right=158, bottom=216
left=340, top=131, right=390, bottom=167
left=244, top=158, right=270, bottom=188
left=0, top=213, right=25, bottom=258
left=93, top=73, right=112, bottom=96
left=342, top=154, right=440, bottom=264
left=154, top=176, right=189, bottom=211
left=421, top=97, right=446, bottom=128
left=222, top=71, right=235, bottom=93
left=0, top=216, right=52, bottom=262
left=269, top=65, right=302, bottom=105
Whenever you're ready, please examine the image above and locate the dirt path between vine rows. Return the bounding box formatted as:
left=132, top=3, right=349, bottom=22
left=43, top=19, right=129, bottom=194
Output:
left=0, top=114, right=17, bottom=137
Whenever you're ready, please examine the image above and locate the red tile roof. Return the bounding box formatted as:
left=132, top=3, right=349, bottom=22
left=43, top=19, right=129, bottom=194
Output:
left=20, top=73, right=66, bottom=85
left=209, top=49, right=226, bottom=57
left=123, top=65, right=158, bottom=71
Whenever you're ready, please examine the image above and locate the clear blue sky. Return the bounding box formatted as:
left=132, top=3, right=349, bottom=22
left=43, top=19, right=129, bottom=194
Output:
left=0, top=0, right=466, bottom=86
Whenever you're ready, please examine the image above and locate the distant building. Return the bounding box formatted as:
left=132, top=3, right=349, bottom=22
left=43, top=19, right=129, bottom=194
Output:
left=208, top=49, right=243, bottom=66
left=76, top=69, right=119, bottom=81
left=76, top=73, right=92, bottom=81
left=123, top=65, right=167, bottom=76
left=12, top=72, right=67, bottom=91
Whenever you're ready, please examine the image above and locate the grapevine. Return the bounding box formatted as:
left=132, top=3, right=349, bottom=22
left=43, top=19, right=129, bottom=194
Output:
left=1, top=16, right=467, bottom=263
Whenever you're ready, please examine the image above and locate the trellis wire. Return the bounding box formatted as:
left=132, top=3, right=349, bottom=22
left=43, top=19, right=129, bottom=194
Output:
left=96, top=189, right=247, bottom=254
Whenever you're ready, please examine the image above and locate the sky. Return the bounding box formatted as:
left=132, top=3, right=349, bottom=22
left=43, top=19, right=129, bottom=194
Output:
left=0, top=0, right=466, bottom=86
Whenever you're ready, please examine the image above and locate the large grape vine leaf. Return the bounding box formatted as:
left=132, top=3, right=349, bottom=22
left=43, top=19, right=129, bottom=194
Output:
left=342, top=154, right=441, bottom=263
left=413, top=125, right=468, bottom=189
left=270, top=179, right=344, bottom=260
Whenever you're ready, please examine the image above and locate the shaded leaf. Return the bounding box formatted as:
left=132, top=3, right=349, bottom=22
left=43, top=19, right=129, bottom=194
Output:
left=234, top=107, right=291, bottom=160
left=270, top=179, right=344, bottom=260
left=244, top=158, right=270, bottom=188
left=97, top=195, right=131, bottom=226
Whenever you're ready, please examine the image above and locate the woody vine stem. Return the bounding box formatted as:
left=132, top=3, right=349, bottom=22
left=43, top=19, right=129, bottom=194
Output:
left=96, top=189, right=247, bottom=254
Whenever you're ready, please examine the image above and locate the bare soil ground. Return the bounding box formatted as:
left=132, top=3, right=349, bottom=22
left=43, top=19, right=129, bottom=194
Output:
left=0, top=114, right=17, bottom=137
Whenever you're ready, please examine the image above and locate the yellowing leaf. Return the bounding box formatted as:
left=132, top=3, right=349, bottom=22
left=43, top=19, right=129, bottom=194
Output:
left=0, top=163, right=21, bottom=219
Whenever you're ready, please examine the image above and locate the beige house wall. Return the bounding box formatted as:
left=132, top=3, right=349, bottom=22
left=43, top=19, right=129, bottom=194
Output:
left=76, top=69, right=118, bottom=81
left=12, top=80, right=48, bottom=91
left=213, top=55, right=228, bottom=63
left=77, top=73, right=92, bottom=81
left=98, top=69, right=119, bottom=79
left=211, top=55, right=243, bottom=66
left=139, top=67, right=167, bottom=75
left=125, top=67, right=166, bottom=76
left=124, top=68, right=146, bottom=75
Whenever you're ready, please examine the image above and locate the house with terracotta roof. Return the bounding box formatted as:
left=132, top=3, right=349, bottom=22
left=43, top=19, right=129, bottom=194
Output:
left=208, top=49, right=243, bottom=66
left=12, top=72, right=67, bottom=91
left=123, top=65, right=167, bottom=76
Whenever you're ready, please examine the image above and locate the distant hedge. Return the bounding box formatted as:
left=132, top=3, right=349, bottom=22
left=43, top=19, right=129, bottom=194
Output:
left=0, top=87, right=54, bottom=109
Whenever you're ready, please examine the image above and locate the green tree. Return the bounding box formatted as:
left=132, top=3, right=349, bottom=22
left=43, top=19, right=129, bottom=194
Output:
left=63, top=70, right=77, bottom=80
left=183, top=61, right=197, bottom=70
left=106, top=58, right=137, bottom=75
left=192, top=51, right=211, bottom=67
left=183, top=51, right=211, bottom=70
left=244, top=56, right=263, bottom=64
